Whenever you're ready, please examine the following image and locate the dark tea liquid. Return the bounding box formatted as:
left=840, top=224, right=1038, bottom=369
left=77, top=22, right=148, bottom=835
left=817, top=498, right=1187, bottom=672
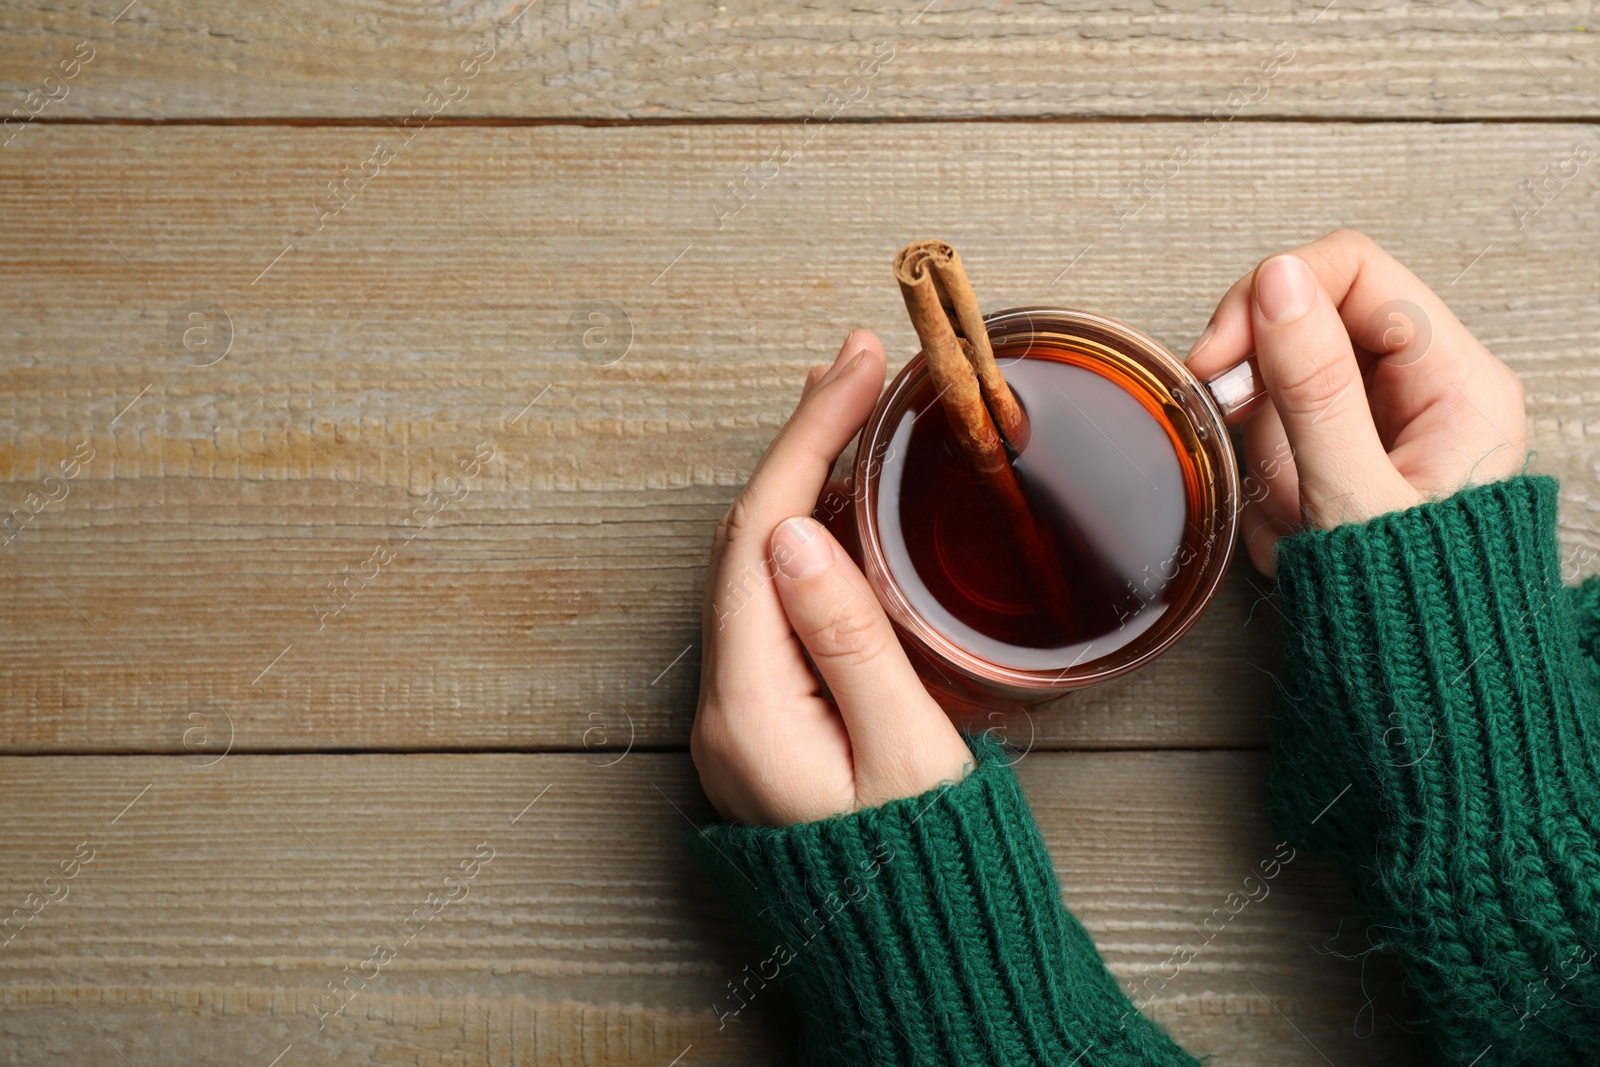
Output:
left=876, top=343, right=1208, bottom=672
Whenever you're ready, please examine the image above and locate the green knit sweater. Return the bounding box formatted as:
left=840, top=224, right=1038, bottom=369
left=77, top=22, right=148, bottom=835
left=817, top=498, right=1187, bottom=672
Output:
left=689, top=475, right=1600, bottom=1065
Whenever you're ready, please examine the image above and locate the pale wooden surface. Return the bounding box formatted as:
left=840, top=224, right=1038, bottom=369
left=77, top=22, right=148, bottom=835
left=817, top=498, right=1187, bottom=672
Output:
left=0, top=123, right=1596, bottom=753
left=0, top=0, right=1595, bottom=118
left=4, top=6, right=1599, bottom=1065
left=0, top=752, right=1422, bottom=1065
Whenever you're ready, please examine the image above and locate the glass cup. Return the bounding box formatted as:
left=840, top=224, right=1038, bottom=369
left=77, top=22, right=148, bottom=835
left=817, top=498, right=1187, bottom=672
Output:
left=837, top=307, right=1264, bottom=714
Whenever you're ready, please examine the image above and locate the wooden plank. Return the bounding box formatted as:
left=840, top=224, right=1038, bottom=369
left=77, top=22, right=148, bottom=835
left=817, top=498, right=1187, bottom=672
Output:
left=0, top=122, right=1596, bottom=753
left=0, top=751, right=1420, bottom=1064
left=0, top=1, right=1595, bottom=121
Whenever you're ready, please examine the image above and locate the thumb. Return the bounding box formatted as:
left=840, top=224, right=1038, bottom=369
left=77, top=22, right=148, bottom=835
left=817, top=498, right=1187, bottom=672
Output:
left=769, top=516, right=969, bottom=802
left=1251, top=253, right=1420, bottom=528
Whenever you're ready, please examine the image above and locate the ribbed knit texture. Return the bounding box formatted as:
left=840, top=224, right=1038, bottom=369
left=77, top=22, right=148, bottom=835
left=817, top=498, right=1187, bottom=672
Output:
left=691, top=475, right=1600, bottom=1065
left=1268, top=475, right=1600, bottom=1065
left=1573, top=573, right=1600, bottom=685
left=687, top=734, right=1200, bottom=1067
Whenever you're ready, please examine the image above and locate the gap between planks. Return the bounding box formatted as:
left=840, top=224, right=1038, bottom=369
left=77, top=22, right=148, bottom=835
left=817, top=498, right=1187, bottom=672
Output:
left=15, top=113, right=1600, bottom=128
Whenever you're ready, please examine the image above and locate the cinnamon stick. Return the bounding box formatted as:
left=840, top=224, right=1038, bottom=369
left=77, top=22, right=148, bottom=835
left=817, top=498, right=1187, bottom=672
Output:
left=894, top=241, right=1029, bottom=451
left=893, top=240, right=1073, bottom=625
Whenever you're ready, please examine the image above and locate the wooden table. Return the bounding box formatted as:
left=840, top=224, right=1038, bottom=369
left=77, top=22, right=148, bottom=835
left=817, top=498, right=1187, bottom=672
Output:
left=1, top=3, right=1596, bottom=1063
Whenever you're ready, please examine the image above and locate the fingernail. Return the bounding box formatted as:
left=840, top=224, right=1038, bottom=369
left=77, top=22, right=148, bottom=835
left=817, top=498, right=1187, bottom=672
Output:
left=1255, top=255, right=1317, bottom=325
left=819, top=348, right=869, bottom=389
left=1185, top=322, right=1216, bottom=361
left=772, top=517, right=832, bottom=580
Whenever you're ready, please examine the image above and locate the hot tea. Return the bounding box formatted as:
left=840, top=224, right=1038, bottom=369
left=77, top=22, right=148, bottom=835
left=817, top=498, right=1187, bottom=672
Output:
left=873, top=339, right=1210, bottom=672
left=851, top=280, right=1246, bottom=706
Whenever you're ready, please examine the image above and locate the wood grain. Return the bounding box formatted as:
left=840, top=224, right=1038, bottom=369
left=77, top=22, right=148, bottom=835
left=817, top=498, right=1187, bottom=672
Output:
left=0, top=0, right=1596, bottom=120
left=1, top=121, right=1596, bottom=753
left=3, top=9, right=1591, bottom=1066
left=0, top=751, right=1421, bottom=1065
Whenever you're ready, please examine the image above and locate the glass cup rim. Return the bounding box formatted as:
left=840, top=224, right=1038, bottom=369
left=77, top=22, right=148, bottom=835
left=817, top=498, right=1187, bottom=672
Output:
left=851, top=306, right=1242, bottom=694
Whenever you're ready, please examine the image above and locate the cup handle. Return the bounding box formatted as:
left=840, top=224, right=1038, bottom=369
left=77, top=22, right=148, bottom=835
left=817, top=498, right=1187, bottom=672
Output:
left=1202, top=356, right=1267, bottom=418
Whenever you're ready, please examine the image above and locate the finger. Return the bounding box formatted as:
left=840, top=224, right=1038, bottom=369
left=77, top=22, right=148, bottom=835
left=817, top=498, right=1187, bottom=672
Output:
left=799, top=364, right=828, bottom=401
left=801, top=349, right=864, bottom=400
left=1184, top=270, right=1269, bottom=426
left=1295, top=230, right=1483, bottom=374
left=1184, top=268, right=1254, bottom=384
left=810, top=475, right=858, bottom=552
left=1186, top=230, right=1497, bottom=429
left=1251, top=252, right=1420, bottom=527
left=1296, top=232, right=1524, bottom=460
left=704, top=330, right=887, bottom=666
left=1238, top=499, right=1294, bottom=578
left=770, top=517, right=970, bottom=803
left=707, top=330, right=883, bottom=577
left=1237, top=400, right=1301, bottom=535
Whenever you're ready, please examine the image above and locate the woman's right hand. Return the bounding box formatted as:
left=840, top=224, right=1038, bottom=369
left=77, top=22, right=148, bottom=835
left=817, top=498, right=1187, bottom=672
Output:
left=1184, top=229, right=1528, bottom=576
left=690, top=331, right=974, bottom=828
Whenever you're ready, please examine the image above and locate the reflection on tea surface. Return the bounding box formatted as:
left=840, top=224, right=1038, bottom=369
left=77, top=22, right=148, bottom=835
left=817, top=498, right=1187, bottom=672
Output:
left=879, top=344, right=1206, bottom=671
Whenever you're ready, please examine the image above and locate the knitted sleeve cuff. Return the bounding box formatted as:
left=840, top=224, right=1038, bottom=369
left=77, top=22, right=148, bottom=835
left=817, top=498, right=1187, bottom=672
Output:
left=1266, top=475, right=1600, bottom=1064
left=686, top=735, right=1200, bottom=1067
left=1572, top=573, right=1600, bottom=681
left=1266, top=475, right=1600, bottom=856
